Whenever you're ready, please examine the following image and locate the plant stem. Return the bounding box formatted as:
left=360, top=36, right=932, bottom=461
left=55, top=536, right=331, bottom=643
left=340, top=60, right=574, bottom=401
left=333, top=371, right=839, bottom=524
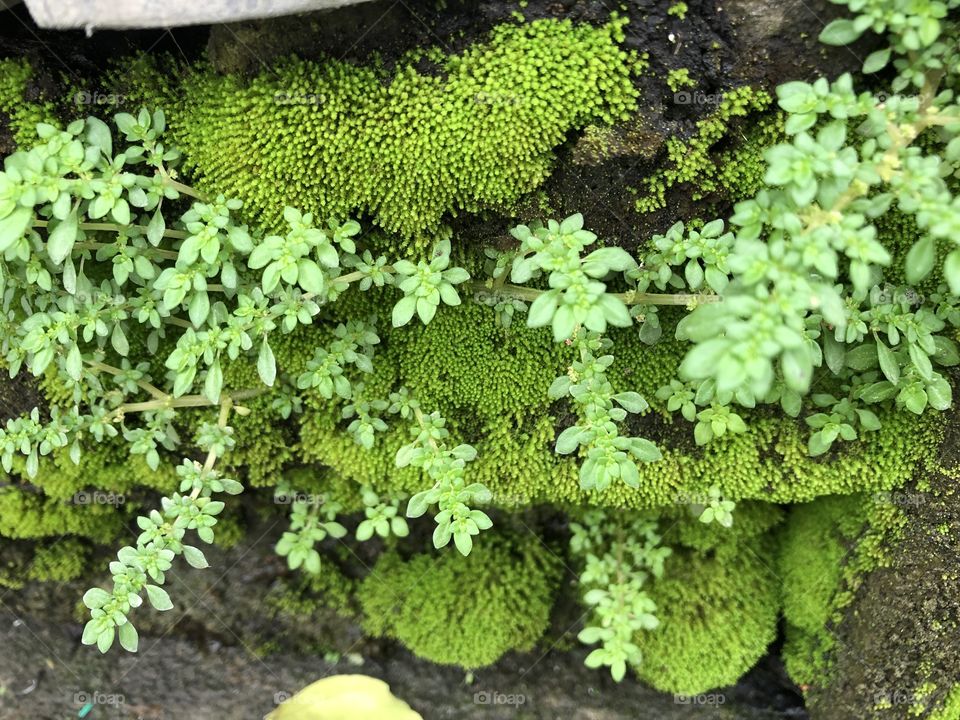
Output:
left=75, top=242, right=180, bottom=261
left=467, top=280, right=720, bottom=306
left=116, top=388, right=264, bottom=416
left=87, top=359, right=167, bottom=400
left=32, top=220, right=189, bottom=240
left=165, top=179, right=206, bottom=201
left=192, top=397, right=233, bottom=501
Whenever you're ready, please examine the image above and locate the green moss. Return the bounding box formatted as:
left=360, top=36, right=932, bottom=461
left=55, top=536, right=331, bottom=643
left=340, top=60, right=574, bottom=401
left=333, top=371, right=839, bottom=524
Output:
left=931, top=686, right=960, bottom=720
left=660, top=500, right=785, bottom=552
left=0, top=58, right=57, bottom=148
left=359, top=532, right=562, bottom=668
left=0, top=488, right=125, bottom=544
left=779, top=493, right=906, bottom=688
left=298, top=297, right=939, bottom=511
left=636, top=86, right=782, bottom=212
left=397, top=302, right=571, bottom=423
left=27, top=539, right=90, bottom=582
left=140, top=17, right=642, bottom=247
left=632, top=535, right=780, bottom=693
left=666, top=68, right=695, bottom=92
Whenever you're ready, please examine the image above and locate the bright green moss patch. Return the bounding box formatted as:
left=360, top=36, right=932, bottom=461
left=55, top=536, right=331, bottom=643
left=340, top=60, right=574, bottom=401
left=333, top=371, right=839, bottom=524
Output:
left=633, top=535, right=780, bottom=693
left=359, top=533, right=562, bottom=667
left=932, top=686, right=960, bottom=720
left=0, top=58, right=57, bottom=149
left=636, top=86, right=782, bottom=212
left=779, top=493, right=906, bottom=688
left=164, top=17, right=641, bottom=245
left=396, top=302, right=571, bottom=423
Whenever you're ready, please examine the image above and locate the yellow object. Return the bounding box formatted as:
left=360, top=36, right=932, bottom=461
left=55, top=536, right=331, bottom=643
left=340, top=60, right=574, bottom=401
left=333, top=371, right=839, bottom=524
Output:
left=265, top=675, right=423, bottom=720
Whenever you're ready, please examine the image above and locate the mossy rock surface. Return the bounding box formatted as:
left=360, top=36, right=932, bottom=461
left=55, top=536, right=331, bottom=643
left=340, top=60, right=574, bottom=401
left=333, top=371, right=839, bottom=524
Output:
left=803, top=413, right=960, bottom=720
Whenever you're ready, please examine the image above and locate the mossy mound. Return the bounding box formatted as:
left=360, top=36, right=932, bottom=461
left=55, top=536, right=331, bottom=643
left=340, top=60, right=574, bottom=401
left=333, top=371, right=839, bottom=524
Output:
left=779, top=493, right=905, bottom=688
left=632, top=535, right=781, bottom=694
left=146, top=17, right=642, bottom=247
left=358, top=533, right=562, bottom=668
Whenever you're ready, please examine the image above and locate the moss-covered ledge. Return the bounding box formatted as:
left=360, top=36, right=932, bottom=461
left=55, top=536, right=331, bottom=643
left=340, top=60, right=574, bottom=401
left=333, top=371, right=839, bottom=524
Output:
left=795, top=406, right=960, bottom=720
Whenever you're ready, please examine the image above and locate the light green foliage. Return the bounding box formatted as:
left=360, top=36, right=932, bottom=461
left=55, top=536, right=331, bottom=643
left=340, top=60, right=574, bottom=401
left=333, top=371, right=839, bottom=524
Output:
left=0, top=107, right=475, bottom=653
left=391, top=239, right=469, bottom=326
left=676, top=10, right=960, bottom=429
left=359, top=534, right=561, bottom=668
left=356, top=487, right=409, bottom=541
left=570, top=511, right=671, bottom=681
left=164, top=17, right=640, bottom=244
left=510, top=213, right=636, bottom=341
left=636, top=87, right=779, bottom=212
left=275, top=491, right=348, bottom=575
left=550, top=331, right=661, bottom=491
left=399, top=399, right=492, bottom=556
left=779, top=493, right=905, bottom=687
left=632, top=536, right=780, bottom=694
left=695, top=485, right=736, bottom=527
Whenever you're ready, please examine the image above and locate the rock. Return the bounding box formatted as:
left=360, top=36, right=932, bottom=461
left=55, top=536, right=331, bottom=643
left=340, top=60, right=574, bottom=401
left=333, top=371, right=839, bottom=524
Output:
left=720, top=0, right=877, bottom=84
left=805, top=415, right=960, bottom=719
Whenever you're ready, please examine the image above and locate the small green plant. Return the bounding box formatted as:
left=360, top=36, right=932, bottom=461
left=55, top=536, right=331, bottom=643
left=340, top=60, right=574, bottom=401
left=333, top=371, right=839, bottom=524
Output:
left=570, top=511, right=671, bottom=681
left=667, top=1, right=688, bottom=20
left=696, top=486, right=736, bottom=527
left=666, top=68, right=695, bottom=92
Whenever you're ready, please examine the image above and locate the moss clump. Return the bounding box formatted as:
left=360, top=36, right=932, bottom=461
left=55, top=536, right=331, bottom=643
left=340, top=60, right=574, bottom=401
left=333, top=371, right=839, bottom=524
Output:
left=932, top=686, right=960, bottom=720
left=778, top=493, right=906, bottom=687
left=636, top=86, right=782, bottom=212
left=661, top=499, right=785, bottom=552
left=397, top=302, right=571, bottom=423
left=0, top=488, right=125, bottom=544
left=27, top=539, right=90, bottom=582
left=163, top=17, right=640, bottom=245
left=632, top=535, right=780, bottom=693
left=0, top=58, right=57, bottom=149
left=666, top=68, right=695, bottom=92
left=359, top=533, right=562, bottom=668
